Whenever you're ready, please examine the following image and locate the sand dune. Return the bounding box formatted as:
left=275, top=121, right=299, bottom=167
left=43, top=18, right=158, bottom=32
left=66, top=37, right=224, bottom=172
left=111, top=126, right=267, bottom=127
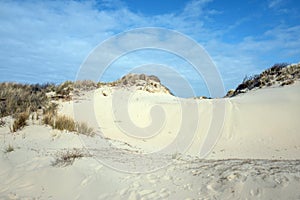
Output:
left=1, top=81, right=300, bottom=199
left=61, top=81, right=300, bottom=160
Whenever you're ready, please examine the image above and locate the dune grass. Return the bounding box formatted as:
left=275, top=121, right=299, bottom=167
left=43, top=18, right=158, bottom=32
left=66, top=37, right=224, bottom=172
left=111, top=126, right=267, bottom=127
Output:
left=0, top=82, right=50, bottom=117
left=76, top=121, right=94, bottom=136
left=52, top=148, right=90, bottom=167
left=0, top=81, right=97, bottom=135
left=11, top=111, right=30, bottom=132
left=54, top=115, right=76, bottom=132
left=0, top=118, right=5, bottom=127
left=43, top=114, right=94, bottom=136
left=42, top=103, right=94, bottom=135
left=4, top=144, right=14, bottom=153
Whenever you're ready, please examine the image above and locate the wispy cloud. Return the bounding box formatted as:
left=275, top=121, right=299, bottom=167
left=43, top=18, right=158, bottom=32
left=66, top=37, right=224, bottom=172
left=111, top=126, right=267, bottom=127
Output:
left=268, top=0, right=283, bottom=8
left=0, top=0, right=299, bottom=97
left=182, top=0, right=213, bottom=17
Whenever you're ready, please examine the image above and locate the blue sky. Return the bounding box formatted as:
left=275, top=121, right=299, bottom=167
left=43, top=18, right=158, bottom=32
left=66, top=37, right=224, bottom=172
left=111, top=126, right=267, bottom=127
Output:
left=0, top=0, right=299, bottom=97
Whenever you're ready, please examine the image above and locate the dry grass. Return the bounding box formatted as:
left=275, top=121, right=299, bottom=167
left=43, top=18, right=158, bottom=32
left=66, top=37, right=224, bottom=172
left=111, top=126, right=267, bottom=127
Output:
left=74, top=80, right=97, bottom=91
left=43, top=102, right=58, bottom=115
left=0, top=81, right=97, bottom=135
left=0, top=118, right=5, bottom=127
left=76, top=122, right=94, bottom=136
left=12, top=111, right=29, bottom=132
left=52, top=148, right=89, bottom=167
left=43, top=113, right=55, bottom=127
left=0, top=81, right=101, bottom=118
left=56, top=81, right=74, bottom=97
left=4, top=144, right=14, bottom=153
left=0, top=82, right=50, bottom=117
left=42, top=103, right=94, bottom=136
left=54, top=115, right=76, bottom=131
left=42, top=102, right=58, bottom=127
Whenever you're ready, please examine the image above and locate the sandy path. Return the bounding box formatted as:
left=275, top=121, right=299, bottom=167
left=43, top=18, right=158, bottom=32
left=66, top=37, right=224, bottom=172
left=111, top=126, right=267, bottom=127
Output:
left=1, top=123, right=300, bottom=199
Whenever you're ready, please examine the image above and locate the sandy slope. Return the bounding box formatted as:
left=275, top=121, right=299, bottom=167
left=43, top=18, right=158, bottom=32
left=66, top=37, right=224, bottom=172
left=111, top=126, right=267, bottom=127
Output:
left=206, top=82, right=300, bottom=159
left=1, top=83, right=300, bottom=199
left=61, top=82, right=300, bottom=159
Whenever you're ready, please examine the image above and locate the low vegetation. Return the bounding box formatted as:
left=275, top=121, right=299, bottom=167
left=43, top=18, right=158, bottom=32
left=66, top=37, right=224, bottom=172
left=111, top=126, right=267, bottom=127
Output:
left=111, top=73, right=173, bottom=95
left=0, top=118, right=5, bottom=127
left=4, top=144, right=14, bottom=153
left=43, top=113, right=94, bottom=136
left=76, top=121, right=95, bottom=136
left=52, top=148, right=90, bottom=167
left=11, top=111, right=30, bottom=132
left=226, top=63, right=300, bottom=97
left=74, top=80, right=97, bottom=91
left=0, top=80, right=100, bottom=119
left=0, top=81, right=96, bottom=135
left=0, top=75, right=172, bottom=118
left=42, top=102, right=58, bottom=126
left=54, top=115, right=76, bottom=132
left=42, top=102, right=94, bottom=135
left=0, top=82, right=50, bottom=117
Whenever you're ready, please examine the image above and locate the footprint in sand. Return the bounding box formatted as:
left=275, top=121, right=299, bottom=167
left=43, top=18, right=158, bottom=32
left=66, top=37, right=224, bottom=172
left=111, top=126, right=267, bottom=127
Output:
left=138, top=189, right=157, bottom=199
left=249, top=188, right=260, bottom=196
left=127, top=191, right=140, bottom=200
left=183, top=183, right=193, bottom=191
left=80, top=176, right=92, bottom=187
left=98, top=193, right=110, bottom=200
left=119, top=188, right=129, bottom=196
left=162, top=175, right=173, bottom=181
left=131, top=182, right=141, bottom=189
left=227, top=173, right=238, bottom=181
left=146, top=174, right=158, bottom=184
left=119, top=181, right=141, bottom=197
left=159, top=188, right=170, bottom=198
left=274, top=175, right=290, bottom=187
left=206, top=182, right=222, bottom=192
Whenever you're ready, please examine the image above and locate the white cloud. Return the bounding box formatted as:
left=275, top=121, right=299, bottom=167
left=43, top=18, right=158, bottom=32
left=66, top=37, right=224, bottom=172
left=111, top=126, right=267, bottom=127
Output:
left=0, top=0, right=299, bottom=96
left=182, top=0, right=213, bottom=17
left=268, top=0, right=283, bottom=8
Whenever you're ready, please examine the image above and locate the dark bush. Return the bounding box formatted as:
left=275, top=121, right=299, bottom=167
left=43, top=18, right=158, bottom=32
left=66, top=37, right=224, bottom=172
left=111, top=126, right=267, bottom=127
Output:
left=227, top=62, right=298, bottom=97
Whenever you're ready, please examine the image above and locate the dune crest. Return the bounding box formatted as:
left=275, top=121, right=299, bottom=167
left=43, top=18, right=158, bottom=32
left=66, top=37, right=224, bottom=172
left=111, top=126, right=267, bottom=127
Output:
left=99, top=73, right=173, bottom=95
left=226, top=63, right=300, bottom=97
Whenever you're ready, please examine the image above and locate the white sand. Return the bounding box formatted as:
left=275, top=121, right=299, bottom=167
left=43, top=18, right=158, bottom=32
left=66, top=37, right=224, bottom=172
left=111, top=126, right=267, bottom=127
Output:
left=61, top=82, right=300, bottom=159
left=1, top=83, right=300, bottom=199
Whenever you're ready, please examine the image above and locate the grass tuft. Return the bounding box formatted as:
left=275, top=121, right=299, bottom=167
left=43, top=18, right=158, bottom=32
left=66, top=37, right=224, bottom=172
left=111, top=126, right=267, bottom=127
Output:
left=4, top=144, right=14, bottom=153
left=0, top=118, right=5, bottom=127
left=76, top=122, right=94, bottom=136
left=12, top=111, right=29, bottom=132
left=54, top=115, right=76, bottom=132
left=52, top=148, right=89, bottom=167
